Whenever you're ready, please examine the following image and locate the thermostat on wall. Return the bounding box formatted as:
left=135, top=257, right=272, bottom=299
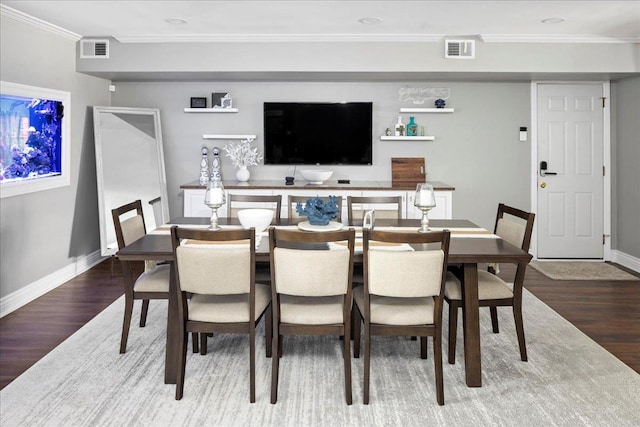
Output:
left=519, top=127, right=527, bottom=142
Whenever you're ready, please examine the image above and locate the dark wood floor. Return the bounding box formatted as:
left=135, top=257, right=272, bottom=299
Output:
left=1, top=259, right=639, bottom=389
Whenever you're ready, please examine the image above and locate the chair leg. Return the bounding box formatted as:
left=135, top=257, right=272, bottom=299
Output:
left=447, top=301, right=458, bottom=364
left=434, top=332, right=444, bottom=406
left=420, top=336, right=428, bottom=359
left=175, top=327, right=188, bottom=400
left=250, top=327, right=256, bottom=403
left=271, top=327, right=280, bottom=404
left=119, top=296, right=134, bottom=354
left=353, top=306, right=362, bottom=358
left=265, top=305, right=273, bottom=358
left=513, top=305, right=528, bottom=361
left=490, top=306, right=499, bottom=333
left=139, top=299, right=149, bottom=327
left=192, top=332, right=199, bottom=353
left=343, top=316, right=353, bottom=405
left=363, top=321, right=371, bottom=405
left=200, top=333, right=207, bottom=355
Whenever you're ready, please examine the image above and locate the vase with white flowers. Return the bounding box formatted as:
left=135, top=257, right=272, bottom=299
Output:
left=222, top=138, right=263, bottom=182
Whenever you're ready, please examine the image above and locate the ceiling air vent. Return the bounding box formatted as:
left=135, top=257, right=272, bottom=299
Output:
left=445, top=39, right=475, bottom=59
left=80, top=39, right=109, bottom=59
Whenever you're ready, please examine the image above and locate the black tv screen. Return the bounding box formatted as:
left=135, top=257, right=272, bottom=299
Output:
left=263, top=102, right=372, bottom=165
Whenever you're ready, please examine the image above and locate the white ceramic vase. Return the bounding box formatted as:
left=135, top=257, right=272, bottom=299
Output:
left=236, top=166, right=250, bottom=182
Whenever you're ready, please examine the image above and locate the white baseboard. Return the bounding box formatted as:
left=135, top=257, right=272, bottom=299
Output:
left=0, top=251, right=106, bottom=318
left=610, top=250, right=640, bottom=273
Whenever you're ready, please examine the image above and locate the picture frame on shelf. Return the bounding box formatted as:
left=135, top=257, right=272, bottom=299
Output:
left=190, top=97, right=207, bottom=108
left=211, top=92, right=229, bottom=108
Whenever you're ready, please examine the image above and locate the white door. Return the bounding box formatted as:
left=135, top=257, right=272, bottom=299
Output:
left=536, top=83, right=604, bottom=259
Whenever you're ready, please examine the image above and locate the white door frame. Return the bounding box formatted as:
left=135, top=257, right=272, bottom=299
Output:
left=530, top=81, right=611, bottom=261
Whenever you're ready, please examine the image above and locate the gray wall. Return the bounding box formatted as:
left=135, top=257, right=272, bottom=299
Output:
left=110, top=81, right=531, bottom=231
left=613, top=76, right=640, bottom=259
left=0, top=16, right=110, bottom=298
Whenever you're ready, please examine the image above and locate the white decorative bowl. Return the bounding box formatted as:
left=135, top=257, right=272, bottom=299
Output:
left=300, top=169, right=333, bottom=184
left=237, top=209, right=273, bottom=234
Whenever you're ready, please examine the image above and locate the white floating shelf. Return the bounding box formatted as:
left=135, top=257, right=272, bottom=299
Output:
left=399, top=108, right=454, bottom=113
left=202, top=134, right=257, bottom=140
left=380, top=136, right=435, bottom=141
left=184, top=108, right=239, bottom=113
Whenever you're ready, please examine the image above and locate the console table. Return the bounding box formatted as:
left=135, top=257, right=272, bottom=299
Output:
left=180, top=180, right=455, bottom=220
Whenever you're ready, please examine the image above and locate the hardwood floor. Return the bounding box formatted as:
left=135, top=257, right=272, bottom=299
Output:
left=1, top=259, right=638, bottom=390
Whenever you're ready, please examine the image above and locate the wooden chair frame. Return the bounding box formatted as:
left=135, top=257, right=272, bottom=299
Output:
left=446, top=203, right=535, bottom=364
left=268, top=227, right=355, bottom=405
left=227, top=193, right=282, bottom=221
left=170, top=226, right=272, bottom=402
left=346, top=195, right=403, bottom=225
left=112, top=199, right=170, bottom=354
left=353, top=228, right=451, bottom=405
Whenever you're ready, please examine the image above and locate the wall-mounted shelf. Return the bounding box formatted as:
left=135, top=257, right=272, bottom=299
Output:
left=184, top=108, right=239, bottom=113
left=399, top=108, right=454, bottom=113
left=380, top=136, right=435, bottom=141
left=202, top=134, right=256, bottom=140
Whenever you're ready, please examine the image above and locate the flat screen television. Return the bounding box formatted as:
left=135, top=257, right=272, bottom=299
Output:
left=263, top=102, right=372, bottom=165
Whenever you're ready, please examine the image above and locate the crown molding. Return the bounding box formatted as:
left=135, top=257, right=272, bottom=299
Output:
left=114, top=33, right=444, bottom=43
left=0, top=5, right=81, bottom=41
left=480, top=34, right=640, bottom=44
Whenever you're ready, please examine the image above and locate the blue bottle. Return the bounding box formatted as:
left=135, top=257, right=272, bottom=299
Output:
left=406, top=116, right=418, bottom=136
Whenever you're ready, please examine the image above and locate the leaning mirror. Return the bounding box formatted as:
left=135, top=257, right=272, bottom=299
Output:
left=93, top=106, right=169, bottom=256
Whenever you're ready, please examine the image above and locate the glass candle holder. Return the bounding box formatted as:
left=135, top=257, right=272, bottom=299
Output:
left=414, top=183, right=436, bottom=233
left=204, top=179, right=226, bottom=230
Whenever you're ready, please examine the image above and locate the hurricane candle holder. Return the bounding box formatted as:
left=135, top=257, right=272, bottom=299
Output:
left=414, top=183, right=436, bottom=233
left=204, top=179, right=226, bottom=230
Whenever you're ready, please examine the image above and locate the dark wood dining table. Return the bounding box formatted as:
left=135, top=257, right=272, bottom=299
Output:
left=116, top=217, right=532, bottom=388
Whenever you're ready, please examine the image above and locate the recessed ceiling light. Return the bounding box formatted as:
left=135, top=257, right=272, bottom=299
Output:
left=164, top=18, right=187, bottom=25
left=541, top=17, right=565, bottom=24
left=358, top=17, right=382, bottom=25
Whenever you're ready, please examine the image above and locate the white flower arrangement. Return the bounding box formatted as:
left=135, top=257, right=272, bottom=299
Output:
left=222, top=139, right=263, bottom=168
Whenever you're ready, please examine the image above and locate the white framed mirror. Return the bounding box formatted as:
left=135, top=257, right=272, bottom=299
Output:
left=93, top=106, right=169, bottom=256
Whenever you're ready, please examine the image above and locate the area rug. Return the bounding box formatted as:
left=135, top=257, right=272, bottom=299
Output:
left=530, top=261, right=640, bottom=281
left=1, top=290, right=639, bottom=427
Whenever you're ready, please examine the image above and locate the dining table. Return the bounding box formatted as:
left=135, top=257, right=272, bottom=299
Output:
left=116, top=217, right=532, bottom=388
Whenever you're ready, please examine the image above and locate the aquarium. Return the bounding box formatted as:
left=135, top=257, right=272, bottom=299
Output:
left=0, top=81, right=70, bottom=198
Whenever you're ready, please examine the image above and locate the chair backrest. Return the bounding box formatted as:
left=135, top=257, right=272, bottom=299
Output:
left=112, top=200, right=147, bottom=249
left=170, top=227, right=255, bottom=296
left=227, top=194, right=282, bottom=222
left=287, top=195, right=343, bottom=224
left=364, top=229, right=450, bottom=299
left=347, top=195, right=403, bottom=225
left=494, top=203, right=535, bottom=252
left=269, top=227, right=354, bottom=297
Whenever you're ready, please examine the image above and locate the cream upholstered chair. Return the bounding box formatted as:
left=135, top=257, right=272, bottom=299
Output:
left=112, top=200, right=170, bottom=354
left=444, top=203, right=535, bottom=364
left=268, top=227, right=355, bottom=405
left=287, top=195, right=343, bottom=224
left=170, top=226, right=272, bottom=402
left=346, top=195, right=403, bottom=225
left=227, top=194, right=282, bottom=221
left=352, top=228, right=451, bottom=405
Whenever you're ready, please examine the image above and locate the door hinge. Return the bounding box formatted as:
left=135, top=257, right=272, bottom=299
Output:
left=603, top=234, right=605, bottom=244
left=601, top=97, right=606, bottom=108
left=603, top=165, right=605, bottom=176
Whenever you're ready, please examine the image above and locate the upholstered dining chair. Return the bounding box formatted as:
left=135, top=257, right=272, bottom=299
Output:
left=287, top=195, right=343, bottom=224
left=352, top=228, right=451, bottom=405
left=346, top=195, right=403, bottom=225
left=170, top=226, right=272, bottom=402
left=268, top=227, right=355, bottom=405
left=444, top=203, right=535, bottom=364
left=227, top=193, right=282, bottom=221
left=112, top=200, right=170, bottom=354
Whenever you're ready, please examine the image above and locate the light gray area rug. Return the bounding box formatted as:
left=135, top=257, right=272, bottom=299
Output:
left=531, top=261, right=640, bottom=281
left=1, top=290, right=639, bottom=427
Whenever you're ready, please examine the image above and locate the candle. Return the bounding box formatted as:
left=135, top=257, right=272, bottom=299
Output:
left=210, top=188, right=223, bottom=204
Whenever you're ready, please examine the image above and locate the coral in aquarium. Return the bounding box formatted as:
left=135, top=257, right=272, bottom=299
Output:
left=0, top=99, right=63, bottom=181
left=295, top=196, right=340, bottom=225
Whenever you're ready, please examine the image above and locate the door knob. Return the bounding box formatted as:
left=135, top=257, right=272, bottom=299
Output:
left=540, top=182, right=546, bottom=188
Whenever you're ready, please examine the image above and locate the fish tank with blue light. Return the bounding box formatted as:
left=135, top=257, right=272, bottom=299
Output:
left=0, top=93, right=64, bottom=183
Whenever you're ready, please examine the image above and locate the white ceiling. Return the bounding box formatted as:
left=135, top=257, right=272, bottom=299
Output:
left=2, top=0, right=639, bottom=44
